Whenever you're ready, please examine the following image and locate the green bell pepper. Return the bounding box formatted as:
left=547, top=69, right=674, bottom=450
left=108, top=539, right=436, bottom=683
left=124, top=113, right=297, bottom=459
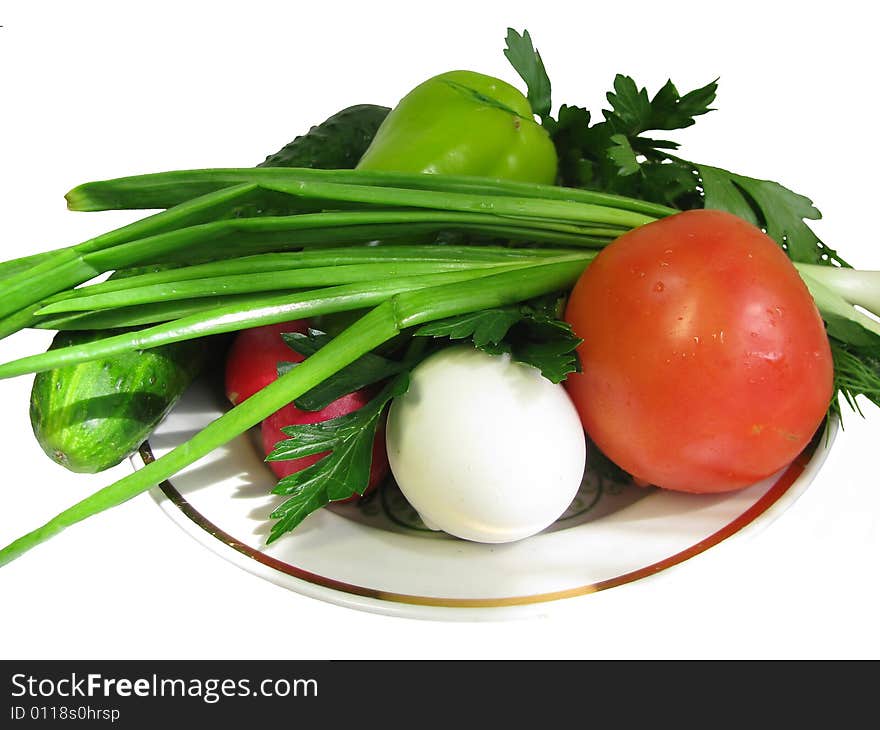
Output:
left=356, top=70, right=557, bottom=184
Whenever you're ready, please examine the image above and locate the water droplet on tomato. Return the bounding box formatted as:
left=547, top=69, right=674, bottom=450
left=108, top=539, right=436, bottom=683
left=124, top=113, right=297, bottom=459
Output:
left=654, top=281, right=664, bottom=292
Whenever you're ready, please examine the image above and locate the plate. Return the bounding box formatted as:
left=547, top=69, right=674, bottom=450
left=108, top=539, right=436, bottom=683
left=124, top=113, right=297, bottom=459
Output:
left=139, top=377, right=836, bottom=620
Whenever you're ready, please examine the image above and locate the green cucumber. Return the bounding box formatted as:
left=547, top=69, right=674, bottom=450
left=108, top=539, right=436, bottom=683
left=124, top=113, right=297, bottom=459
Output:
left=28, top=103, right=389, bottom=473
left=29, top=332, right=209, bottom=473
left=258, top=104, right=389, bottom=169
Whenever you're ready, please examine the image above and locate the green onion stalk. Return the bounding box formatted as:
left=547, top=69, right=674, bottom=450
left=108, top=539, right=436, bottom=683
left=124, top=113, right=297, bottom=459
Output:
left=0, top=169, right=665, bottom=339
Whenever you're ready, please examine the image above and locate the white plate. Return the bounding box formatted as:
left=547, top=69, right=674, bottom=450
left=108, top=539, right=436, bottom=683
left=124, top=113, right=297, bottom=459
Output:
left=139, top=377, right=836, bottom=621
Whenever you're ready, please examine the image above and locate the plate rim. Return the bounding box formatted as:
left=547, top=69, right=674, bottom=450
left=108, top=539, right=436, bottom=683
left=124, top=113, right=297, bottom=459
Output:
left=140, top=418, right=836, bottom=619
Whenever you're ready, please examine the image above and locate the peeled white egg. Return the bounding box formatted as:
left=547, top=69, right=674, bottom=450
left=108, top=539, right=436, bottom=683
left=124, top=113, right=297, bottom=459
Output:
left=385, top=345, right=587, bottom=543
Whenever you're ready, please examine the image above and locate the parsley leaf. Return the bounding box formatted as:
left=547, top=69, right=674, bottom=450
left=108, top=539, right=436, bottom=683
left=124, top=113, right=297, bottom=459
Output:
left=643, top=78, right=718, bottom=132
left=412, top=308, right=522, bottom=348
left=504, top=28, right=552, bottom=122
left=534, top=72, right=716, bottom=206
left=265, top=374, right=409, bottom=542
left=278, top=329, right=409, bottom=411
left=607, top=134, right=641, bottom=176
left=695, top=164, right=848, bottom=266
left=546, top=104, right=593, bottom=187
left=603, top=74, right=717, bottom=140
left=414, top=294, right=582, bottom=383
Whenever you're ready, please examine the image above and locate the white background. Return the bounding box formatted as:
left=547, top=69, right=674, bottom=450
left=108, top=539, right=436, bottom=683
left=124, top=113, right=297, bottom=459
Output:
left=1, top=0, right=878, bottom=659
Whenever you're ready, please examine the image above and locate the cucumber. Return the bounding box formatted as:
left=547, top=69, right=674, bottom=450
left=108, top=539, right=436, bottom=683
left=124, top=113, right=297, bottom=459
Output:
left=258, top=104, right=389, bottom=169
left=28, top=104, right=389, bottom=473
left=29, top=332, right=209, bottom=473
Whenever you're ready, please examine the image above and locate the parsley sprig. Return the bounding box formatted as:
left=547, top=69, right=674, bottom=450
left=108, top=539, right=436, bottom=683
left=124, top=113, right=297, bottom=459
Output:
left=414, top=294, right=582, bottom=383
left=504, top=27, right=846, bottom=267
left=265, top=374, right=409, bottom=542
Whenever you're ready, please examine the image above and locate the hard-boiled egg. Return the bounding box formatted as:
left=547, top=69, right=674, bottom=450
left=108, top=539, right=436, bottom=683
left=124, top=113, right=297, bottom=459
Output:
left=385, top=345, right=587, bottom=543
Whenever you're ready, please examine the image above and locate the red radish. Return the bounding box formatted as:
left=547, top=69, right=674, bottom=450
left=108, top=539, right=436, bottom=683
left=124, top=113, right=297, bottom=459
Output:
left=224, top=320, right=389, bottom=501
left=224, top=320, right=309, bottom=405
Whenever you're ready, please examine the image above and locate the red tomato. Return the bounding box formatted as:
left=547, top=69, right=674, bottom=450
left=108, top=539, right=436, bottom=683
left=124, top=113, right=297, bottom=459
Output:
left=224, top=320, right=309, bottom=405
left=262, top=395, right=389, bottom=498
left=564, top=209, right=834, bottom=493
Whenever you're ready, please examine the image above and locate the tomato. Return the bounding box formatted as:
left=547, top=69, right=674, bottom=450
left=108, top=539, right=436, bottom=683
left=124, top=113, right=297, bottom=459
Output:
left=224, top=320, right=309, bottom=405
left=563, top=209, right=834, bottom=493
left=225, top=320, right=388, bottom=501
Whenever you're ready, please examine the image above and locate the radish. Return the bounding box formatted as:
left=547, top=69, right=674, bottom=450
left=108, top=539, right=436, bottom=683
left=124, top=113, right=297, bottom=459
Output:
left=224, top=320, right=310, bottom=406
left=225, top=321, right=389, bottom=501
